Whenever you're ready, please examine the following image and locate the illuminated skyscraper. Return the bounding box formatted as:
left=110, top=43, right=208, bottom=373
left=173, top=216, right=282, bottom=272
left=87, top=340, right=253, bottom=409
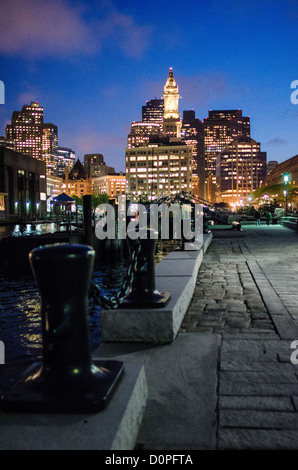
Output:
left=218, top=135, right=266, bottom=205
left=181, top=110, right=205, bottom=199
left=127, top=121, right=160, bottom=149
left=142, top=99, right=164, bottom=131
left=6, top=102, right=44, bottom=160
left=203, top=109, right=250, bottom=201
left=163, top=67, right=182, bottom=139
left=126, top=68, right=193, bottom=199
left=42, top=123, right=58, bottom=175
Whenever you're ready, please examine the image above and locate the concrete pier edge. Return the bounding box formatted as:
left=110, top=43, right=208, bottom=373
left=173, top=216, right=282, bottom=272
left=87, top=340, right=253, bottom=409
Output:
left=101, top=232, right=213, bottom=343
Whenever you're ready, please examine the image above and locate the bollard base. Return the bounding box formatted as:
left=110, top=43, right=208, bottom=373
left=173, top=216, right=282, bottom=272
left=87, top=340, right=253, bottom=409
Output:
left=119, top=291, right=171, bottom=309
left=0, top=360, right=124, bottom=414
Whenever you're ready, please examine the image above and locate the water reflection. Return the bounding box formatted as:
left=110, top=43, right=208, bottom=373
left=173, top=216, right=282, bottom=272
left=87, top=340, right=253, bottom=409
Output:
left=0, top=239, right=180, bottom=391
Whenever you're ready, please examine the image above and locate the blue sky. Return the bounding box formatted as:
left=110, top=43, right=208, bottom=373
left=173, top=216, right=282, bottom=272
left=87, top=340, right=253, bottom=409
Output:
left=0, top=0, right=297, bottom=172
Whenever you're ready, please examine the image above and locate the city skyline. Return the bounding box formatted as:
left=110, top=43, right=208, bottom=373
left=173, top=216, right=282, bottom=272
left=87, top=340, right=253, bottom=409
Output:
left=0, top=0, right=297, bottom=172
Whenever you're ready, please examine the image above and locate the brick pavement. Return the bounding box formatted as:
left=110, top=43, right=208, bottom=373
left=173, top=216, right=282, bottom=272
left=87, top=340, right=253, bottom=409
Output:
left=181, top=225, right=298, bottom=450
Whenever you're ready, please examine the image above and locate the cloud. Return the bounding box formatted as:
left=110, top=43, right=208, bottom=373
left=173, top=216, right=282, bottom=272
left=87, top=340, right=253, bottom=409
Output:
left=0, top=0, right=96, bottom=57
left=266, top=138, right=287, bottom=146
left=0, top=0, right=152, bottom=59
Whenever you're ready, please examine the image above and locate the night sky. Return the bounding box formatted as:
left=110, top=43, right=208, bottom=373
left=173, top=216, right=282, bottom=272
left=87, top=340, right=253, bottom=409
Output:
left=0, top=0, right=297, bottom=172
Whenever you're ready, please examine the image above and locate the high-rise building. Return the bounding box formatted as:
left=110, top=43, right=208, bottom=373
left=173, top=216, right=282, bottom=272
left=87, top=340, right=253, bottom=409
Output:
left=126, top=68, right=193, bottom=199
left=204, top=109, right=250, bottom=177
left=55, top=146, right=76, bottom=177
left=163, top=68, right=182, bottom=139
left=5, top=102, right=62, bottom=176
left=83, top=153, right=115, bottom=178
left=6, top=102, right=44, bottom=161
left=203, top=109, right=250, bottom=201
left=181, top=110, right=205, bottom=199
left=142, top=99, right=164, bottom=131
left=217, top=136, right=267, bottom=205
left=42, top=123, right=58, bottom=175
left=127, top=122, right=160, bottom=149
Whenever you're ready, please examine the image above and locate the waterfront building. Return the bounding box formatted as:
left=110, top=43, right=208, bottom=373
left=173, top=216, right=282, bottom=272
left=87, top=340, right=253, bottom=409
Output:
left=217, top=136, right=267, bottom=205
left=126, top=68, right=193, bottom=200
left=0, top=147, right=47, bottom=219
left=92, top=173, right=126, bottom=201
left=83, top=153, right=115, bottom=178
left=62, top=159, right=92, bottom=197
left=181, top=110, right=205, bottom=199
left=46, top=174, right=64, bottom=200
left=203, top=109, right=250, bottom=202
left=126, top=140, right=193, bottom=199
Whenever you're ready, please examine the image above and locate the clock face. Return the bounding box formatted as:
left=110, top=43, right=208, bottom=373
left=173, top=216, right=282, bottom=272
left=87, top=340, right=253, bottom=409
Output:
left=167, top=97, right=175, bottom=110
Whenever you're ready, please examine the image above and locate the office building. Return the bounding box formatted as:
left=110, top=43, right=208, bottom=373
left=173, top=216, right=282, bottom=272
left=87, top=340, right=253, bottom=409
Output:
left=42, top=123, right=58, bottom=175
left=181, top=110, right=205, bottom=199
left=142, top=99, right=164, bottom=131
left=83, top=153, right=115, bottom=178
left=6, top=102, right=44, bottom=161
left=126, top=68, right=193, bottom=199
left=217, top=136, right=267, bottom=205
left=54, top=147, right=76, bottom=178
left=127, top=122, right=160, bottom=149
left=203, top=109, right=250, bottom=201
left=92, top=173, right=126, bottom=200
left=0, top=147, right=47, bottom=219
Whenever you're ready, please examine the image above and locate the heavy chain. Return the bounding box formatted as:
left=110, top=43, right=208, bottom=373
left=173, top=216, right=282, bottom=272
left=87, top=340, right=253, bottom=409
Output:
left=89, top=237, right=141, bottom=310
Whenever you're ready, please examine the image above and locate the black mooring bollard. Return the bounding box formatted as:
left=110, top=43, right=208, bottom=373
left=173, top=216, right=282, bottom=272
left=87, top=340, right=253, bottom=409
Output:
left=1, top=243, right=124, bottom=413
left=120, top=228, right=171, bottom=308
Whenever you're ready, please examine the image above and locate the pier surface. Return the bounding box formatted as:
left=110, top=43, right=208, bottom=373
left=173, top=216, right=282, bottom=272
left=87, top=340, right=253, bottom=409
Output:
left=2, top=224, right=298, bottom=450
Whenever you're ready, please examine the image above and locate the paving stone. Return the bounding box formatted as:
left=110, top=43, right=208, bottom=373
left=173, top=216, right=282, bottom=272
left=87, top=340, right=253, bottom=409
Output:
left=218, top=395, right=294, bottom=411
left=218, top=428, right=298, bottom=450
left=220, top=409, right=298, bottom=429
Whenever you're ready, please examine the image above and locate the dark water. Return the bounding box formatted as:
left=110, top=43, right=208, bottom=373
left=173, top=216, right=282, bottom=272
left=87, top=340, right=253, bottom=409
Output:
left=0, top=239, right=180, bottom=393
left=0, top=260, right=126, bottom=394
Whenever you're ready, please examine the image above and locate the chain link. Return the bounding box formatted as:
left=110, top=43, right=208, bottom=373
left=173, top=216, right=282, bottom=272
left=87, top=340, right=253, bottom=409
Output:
left=89, top=237, right=141, bottom=310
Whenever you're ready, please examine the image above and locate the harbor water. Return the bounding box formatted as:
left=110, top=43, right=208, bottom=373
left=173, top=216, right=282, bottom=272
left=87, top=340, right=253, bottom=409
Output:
left=0, top=230, right=180, bottom=394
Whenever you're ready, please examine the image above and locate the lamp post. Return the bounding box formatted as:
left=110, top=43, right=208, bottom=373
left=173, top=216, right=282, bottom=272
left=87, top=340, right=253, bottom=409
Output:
left=284, top=173, right=290, bottom=216
left=284, top=190, right=288, bottom=216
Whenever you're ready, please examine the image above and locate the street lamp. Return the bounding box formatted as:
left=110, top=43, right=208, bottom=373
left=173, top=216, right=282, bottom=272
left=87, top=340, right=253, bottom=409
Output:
left=284, top=173, right=290, bottom=216
left=284, top=190, right=288, bottom=216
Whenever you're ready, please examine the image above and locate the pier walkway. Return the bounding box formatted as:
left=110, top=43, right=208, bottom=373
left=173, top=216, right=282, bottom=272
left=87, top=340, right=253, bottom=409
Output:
left=180, top=224, right=298, bottom=449
left=132, top=224, right=298, bottom=450
left=2, top=224, right=298, bottom=450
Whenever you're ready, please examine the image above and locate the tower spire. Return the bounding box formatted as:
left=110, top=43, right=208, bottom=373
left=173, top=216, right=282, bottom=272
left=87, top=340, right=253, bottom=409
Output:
left=163, top=67, right=181, bottom=139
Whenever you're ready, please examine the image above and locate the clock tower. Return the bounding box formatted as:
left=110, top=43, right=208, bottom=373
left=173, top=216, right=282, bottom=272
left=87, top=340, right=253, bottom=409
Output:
left=163, top=67, right=182, bottom=139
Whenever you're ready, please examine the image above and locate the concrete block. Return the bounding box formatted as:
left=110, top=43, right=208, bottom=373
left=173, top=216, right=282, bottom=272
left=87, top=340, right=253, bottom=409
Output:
left=101, top=235, right=213, bottom=344
left=0, top=362, right=147, bottom=450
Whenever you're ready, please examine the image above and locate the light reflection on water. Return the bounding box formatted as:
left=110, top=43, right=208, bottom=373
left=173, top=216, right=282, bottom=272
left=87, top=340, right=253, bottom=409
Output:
left=0, top=239, right=180, bottom=391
